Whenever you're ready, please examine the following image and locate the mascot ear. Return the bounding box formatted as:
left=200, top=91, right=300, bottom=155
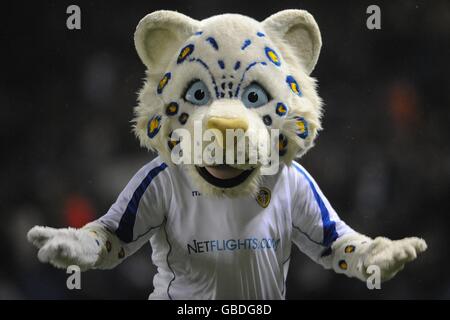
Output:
left=262, top=10, right=322, bottom=75
left=134, top=10, right=200, bottom=73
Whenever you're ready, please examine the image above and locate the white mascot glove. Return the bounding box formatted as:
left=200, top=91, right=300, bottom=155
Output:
left=329, top=233, right=427, bottom=282
left=27, top=222, right=124, bottom=271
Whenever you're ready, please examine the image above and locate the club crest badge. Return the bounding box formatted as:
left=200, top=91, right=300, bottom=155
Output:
left=256, top=187, right=271, bottom=208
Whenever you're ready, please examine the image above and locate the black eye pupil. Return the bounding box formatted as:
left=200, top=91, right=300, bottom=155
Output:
left=194, top=89, right=205, bottom=100
left=248, top=92, right=258, bottom=103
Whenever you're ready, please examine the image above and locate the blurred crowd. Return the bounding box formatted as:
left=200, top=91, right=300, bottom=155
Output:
left=1, top=0, right=449, bottom=299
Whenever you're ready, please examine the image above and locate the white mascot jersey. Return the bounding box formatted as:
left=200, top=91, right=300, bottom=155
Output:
left=99, top=157, right=353, bottom=299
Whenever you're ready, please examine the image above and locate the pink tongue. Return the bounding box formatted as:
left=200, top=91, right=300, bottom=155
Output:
left=205, top=165, right=244, bottom=179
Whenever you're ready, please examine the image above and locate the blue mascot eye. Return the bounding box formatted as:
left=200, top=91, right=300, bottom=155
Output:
left=241, top=83, right=269, bottom=108
left=184, top=80, right=211, bottom=106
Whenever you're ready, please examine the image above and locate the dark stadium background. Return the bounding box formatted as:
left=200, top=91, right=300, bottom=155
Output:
left=1, top=0, right=449, bottom=299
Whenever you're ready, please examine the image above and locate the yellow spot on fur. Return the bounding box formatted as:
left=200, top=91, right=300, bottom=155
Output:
left=296, top=120, right=305, bottom=133
left=118, top=247, right=125, bottom=259
left=150, top=118, right=159, bottom=132
left=158, top=77, right=168, bottom=90
left=278, top=138, right=287, bottom=150
left=268, top=50, right=279, bottom=64
left=180, top=46, right=191, bottom=59
left=290, top=82, right=299, bottom=94
left=345, top=245, right=355, bottom=253
left=339, top=260, right=348, bottom=270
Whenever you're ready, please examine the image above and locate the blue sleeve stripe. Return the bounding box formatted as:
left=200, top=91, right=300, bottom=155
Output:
left=115, top=162, right=168, bottom=243
left=292, top=163, right=338, bottom=247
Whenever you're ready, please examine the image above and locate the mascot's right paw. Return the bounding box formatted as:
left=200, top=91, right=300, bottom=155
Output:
left=27, top=226, right=101, bottom=271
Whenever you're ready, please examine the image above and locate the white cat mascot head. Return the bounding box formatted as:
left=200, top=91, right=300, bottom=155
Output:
left=133, top=10, right=323, bottom=197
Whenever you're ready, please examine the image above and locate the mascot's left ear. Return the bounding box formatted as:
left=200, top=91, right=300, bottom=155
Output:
left=262, top=10, right=322, bottom=75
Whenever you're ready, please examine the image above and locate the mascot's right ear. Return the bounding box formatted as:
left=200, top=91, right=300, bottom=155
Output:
left=134, top=10, right=200, bottom=75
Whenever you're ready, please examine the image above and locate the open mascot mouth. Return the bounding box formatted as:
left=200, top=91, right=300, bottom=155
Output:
left=196, top=165, right=255, bottom=188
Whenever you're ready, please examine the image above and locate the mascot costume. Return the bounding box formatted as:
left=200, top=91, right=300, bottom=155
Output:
left=27, top=10, right=427, bottom=299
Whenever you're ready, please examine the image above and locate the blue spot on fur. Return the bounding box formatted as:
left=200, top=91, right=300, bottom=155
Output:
left=295, top=117, right=309, bottom=139
left=177, top=44, right=194, bottom=64
left=206, top=37, right=219, bottom=50
left=218, top=60, right=225, bottom=69
left=234, top=61, right=241, bottom=70
left=194, top=31, right=203, bottom=35
left=165, top=102, right=179, bottom=116
left=275, top=102, right=288, bottom=117
left=147, top=115, right=162, bottom=139
left=241, top=39, right=252, bottom=50
left=265, top=47, right=281, bottom=66
left=257, top=32, right=265, bottom=37
left=286, top=75, right=302, bottom=96
left=157, top=72, right=171, bottom=94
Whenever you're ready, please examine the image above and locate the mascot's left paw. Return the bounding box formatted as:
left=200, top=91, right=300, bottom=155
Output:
left=363, top=237, right=427, bottom=282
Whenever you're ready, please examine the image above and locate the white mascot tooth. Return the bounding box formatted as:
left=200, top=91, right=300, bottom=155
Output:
left=27, top=9, right=427, bottom=300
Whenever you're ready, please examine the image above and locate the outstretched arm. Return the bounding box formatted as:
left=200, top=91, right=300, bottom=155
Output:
left=289, top=162, right=427, bottom=282
left=27, top=159, right=170, bottom=271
